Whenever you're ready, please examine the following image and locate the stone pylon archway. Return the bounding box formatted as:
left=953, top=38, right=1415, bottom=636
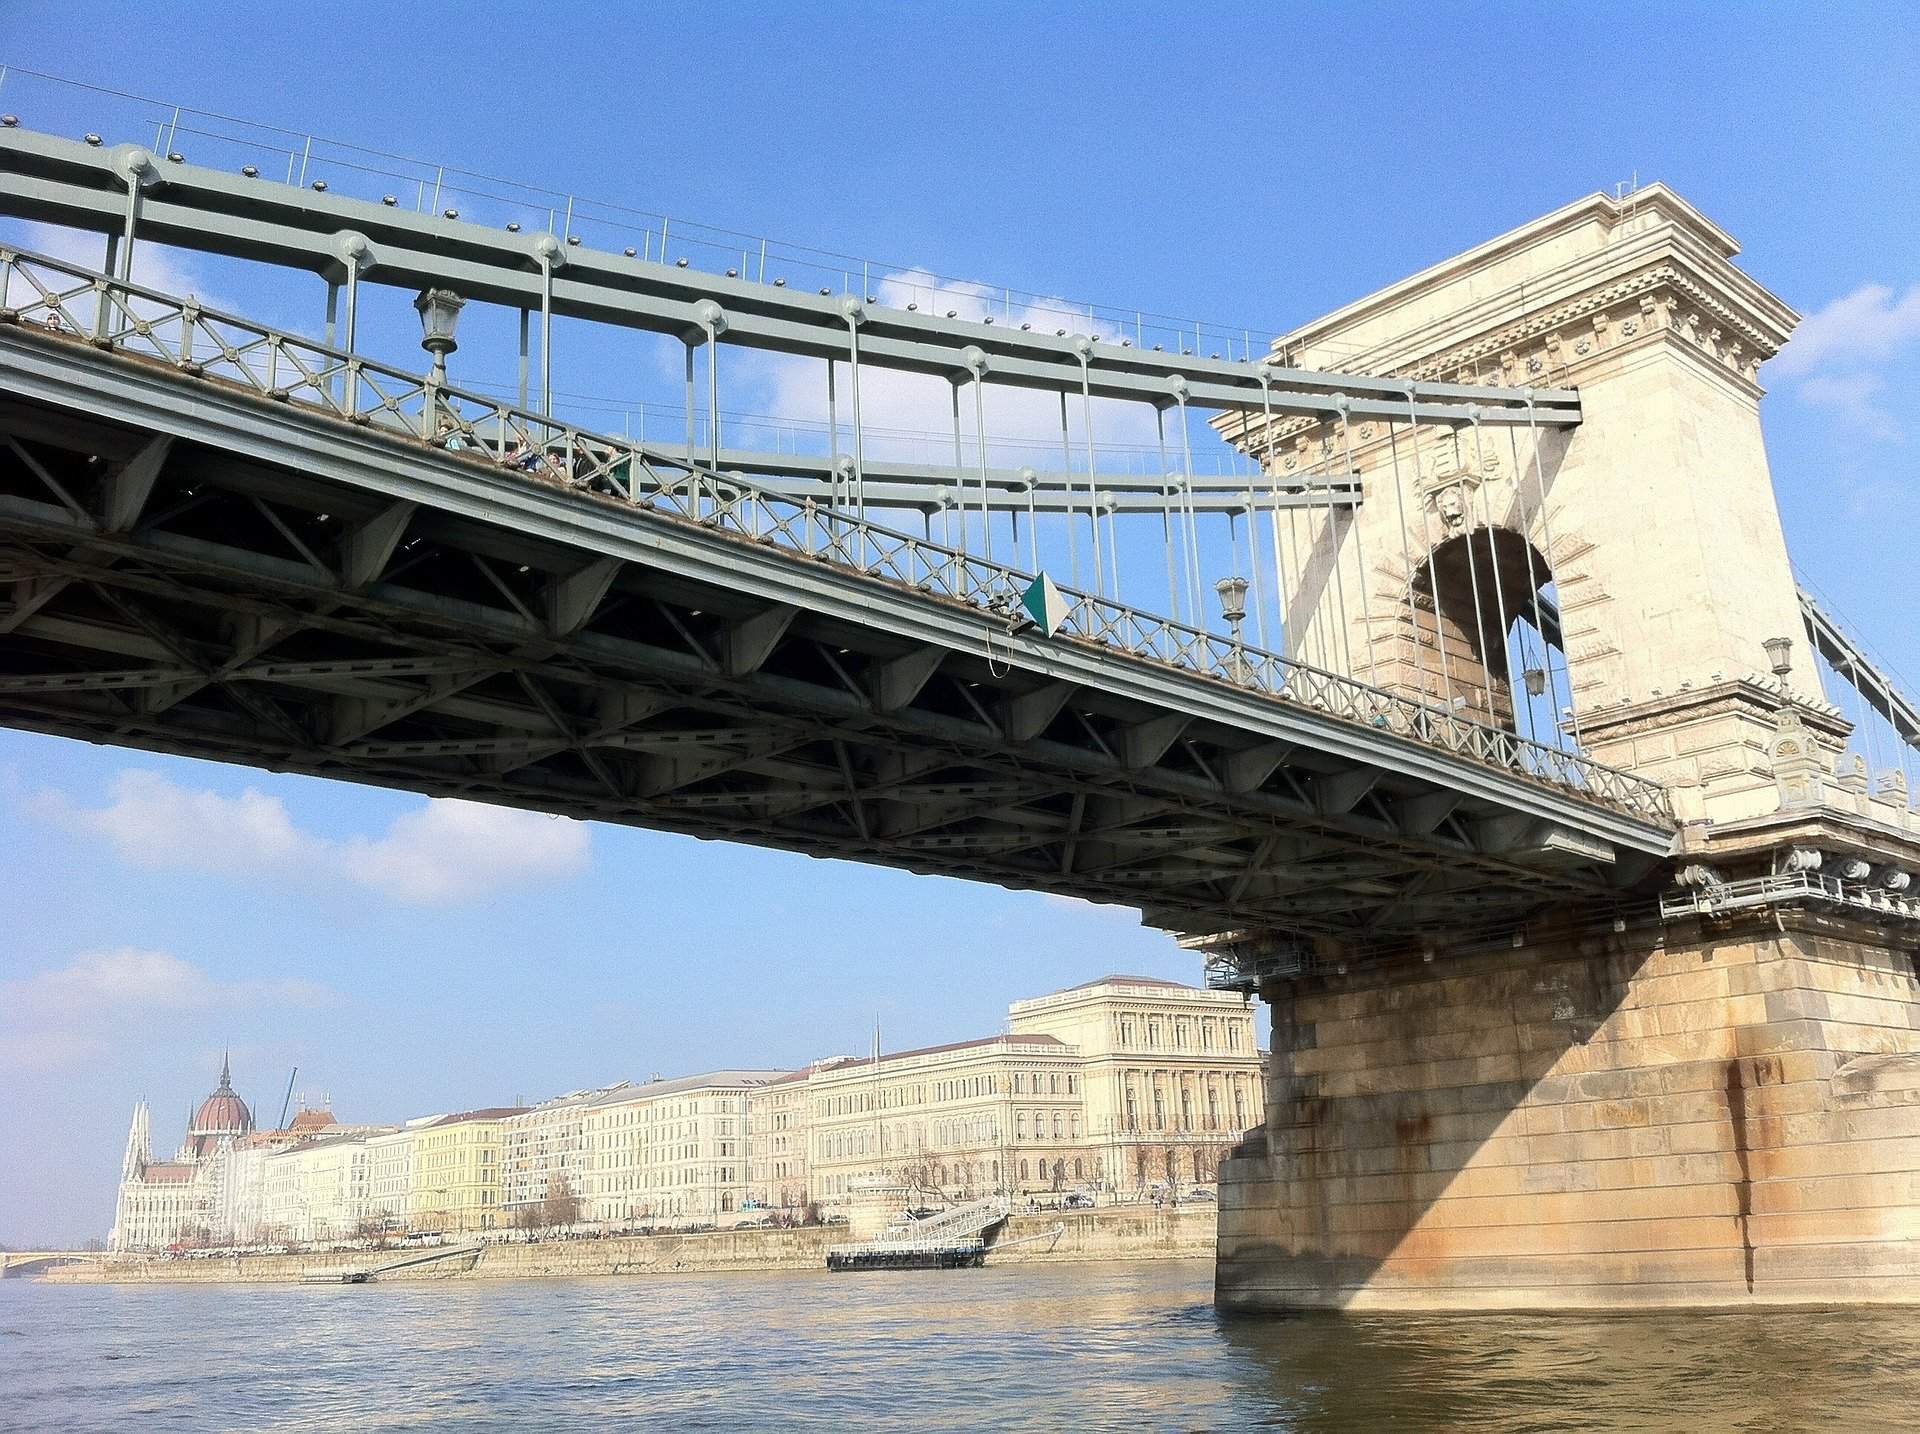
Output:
left=1211, top=185, right=1920, bottom=1316
left=1225, top=183, right=1815, bottom=825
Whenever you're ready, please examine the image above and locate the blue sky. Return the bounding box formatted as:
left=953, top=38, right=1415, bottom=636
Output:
left=2, top=3, right=1917, bottom=1244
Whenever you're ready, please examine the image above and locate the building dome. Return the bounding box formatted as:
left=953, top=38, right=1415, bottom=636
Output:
left=187, top=1053, right=253, bottom=1156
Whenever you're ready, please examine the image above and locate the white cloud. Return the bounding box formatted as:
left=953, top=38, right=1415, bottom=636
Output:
left=0, top=218, right=226, bottom=339
left=738, top=266, right=1169, bottom=470
left=0, top=948, right=333, bottom=1072
left=1796, top=369, right=1903, bottom=444
left=1773, top=282, right=1920, bottom=379
left=1770, top=281, right=1920, bottom=447
left=339, top=797, right=591, bottom=904
left=31, top=770, right=591, bottom=905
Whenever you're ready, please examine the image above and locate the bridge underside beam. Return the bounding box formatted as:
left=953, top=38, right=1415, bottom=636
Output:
left=0, top=335, right=1667, bottom=947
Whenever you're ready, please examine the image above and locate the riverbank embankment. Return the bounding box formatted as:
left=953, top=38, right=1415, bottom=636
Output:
left=44, top=1206, right=1215, bottom=1285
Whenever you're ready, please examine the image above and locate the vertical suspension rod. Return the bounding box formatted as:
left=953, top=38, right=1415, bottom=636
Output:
left=1384, top=414, right=1432, bottom=703
left=1468, top=410, right=1516, bottom=731
left=1338, top=400, right=1381, bottom=690
left=1408, top=388, right=1460, bottom=716
left=1507, top=425, right=1559, bottom=749
left=1524, top=396, right=1582, bottom=747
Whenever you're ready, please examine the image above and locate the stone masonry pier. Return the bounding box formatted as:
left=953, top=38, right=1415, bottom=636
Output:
left=1217, top=906, right=1920, bottom=1311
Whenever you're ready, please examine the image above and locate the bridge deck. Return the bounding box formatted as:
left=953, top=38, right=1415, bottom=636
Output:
left=0, top=251, right=1673, bottom=945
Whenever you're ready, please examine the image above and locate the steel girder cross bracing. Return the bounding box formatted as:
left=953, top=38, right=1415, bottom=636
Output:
left=0, top=324, right=1673, bottom=947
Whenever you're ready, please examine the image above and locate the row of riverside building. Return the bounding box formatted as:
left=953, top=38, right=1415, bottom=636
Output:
left=108, top=976, right=1264, bottom=1251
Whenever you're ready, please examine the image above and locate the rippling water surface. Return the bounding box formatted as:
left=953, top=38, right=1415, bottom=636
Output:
left=5, top=1260, right=1919, bottom=1431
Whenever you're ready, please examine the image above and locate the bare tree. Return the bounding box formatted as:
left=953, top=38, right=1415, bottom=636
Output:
left=893, top=1150, right=944, bottom=1202
left=540, top=1173, right=583, bottom=1228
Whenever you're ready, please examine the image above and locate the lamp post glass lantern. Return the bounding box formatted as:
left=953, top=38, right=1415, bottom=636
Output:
left=1763, top=635, right=1794, bottom=679
left=414, top=287, right=466, bottom=386
left=1215, top=575, right=1251, bottom=679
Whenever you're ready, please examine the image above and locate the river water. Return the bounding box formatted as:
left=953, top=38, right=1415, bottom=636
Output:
left=4, top=1260, right=1918, bottom=1431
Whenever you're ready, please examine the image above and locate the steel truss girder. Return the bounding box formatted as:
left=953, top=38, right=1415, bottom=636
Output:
left=0, top=357, right=1669, bottom=945
left=1799, top=586, right=1920, bottom=754
left=641, top=447, right=1364, bottom=516
left=0, top=129, right=1581, bottom=428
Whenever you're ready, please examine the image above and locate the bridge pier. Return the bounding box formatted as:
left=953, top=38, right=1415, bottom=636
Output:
left=1217, top=900, right=1920, bottom=1311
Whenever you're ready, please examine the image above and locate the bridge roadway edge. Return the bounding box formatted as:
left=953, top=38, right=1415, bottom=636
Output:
left=1215, top=902, right=1920, bottom=1311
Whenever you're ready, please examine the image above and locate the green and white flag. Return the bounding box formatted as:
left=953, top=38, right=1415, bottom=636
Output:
left=1020, top=573, right=1069, bottom=637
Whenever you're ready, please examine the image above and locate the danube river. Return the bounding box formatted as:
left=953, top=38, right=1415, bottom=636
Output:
left=5, top=1260, right=1919, bottom=1431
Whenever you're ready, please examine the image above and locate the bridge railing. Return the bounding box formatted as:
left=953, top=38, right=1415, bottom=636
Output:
left=0, top=246, right=1673, bottom=825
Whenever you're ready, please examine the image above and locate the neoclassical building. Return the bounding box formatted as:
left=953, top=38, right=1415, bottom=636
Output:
left=768, top=975, right=1264, bottom=1209
left=105, top=977, right=1263, bottom=1245
left=109, top=1055, right=256, bottom=1252
left=580, top=1071, right=786, bottom=1225
left=1008, top=975, right=1263, bottom=1191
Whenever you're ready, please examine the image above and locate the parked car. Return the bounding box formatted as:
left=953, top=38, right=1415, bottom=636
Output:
left=1062, top=1193, right=1095, bottom=1210
left=1183, top=1187, right=1217, bottom=1202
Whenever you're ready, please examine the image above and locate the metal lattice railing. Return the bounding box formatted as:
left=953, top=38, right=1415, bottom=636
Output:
left=0, top=246, right=1673, bottom=824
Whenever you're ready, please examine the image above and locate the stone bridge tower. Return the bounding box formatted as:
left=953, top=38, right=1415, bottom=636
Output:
left=1227, top=184, right=1821, bottom=825
left=1215, top=185, right=1920, bottom=1311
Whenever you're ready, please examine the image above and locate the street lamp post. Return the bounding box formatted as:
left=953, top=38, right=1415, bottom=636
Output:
left=1215, top=575, right=1251, bottom=682
left=414, top=287, right=466, bottom=424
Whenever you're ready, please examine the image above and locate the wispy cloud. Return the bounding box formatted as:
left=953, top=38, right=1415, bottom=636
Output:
left=0, top=947, right=334, bottom=1072
left=1771, top=281, right=1920, bottom=447
left=29, top=770, right=591, bottom=905
left=11, top=220, right=224, bottom=318
left=737, top=266, right=1167, bottom=466
left=1772, top=282, right=1920, bottom=379
left=1796, top=369, right=1902, bottom=444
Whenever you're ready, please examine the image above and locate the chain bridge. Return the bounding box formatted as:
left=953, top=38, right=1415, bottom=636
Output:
left=0, top=98, right=1669, bottom=952
left=2, top=70, right=1918, bottom=1313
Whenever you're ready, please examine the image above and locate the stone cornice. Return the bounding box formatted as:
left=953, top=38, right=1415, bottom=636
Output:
left=1277, top=184, right=1796, bottom=363
left=1684, top=807, right=1920, bottom=872
left=1580, top=674, right=1848, bottom=738
left=1217, top=185, right=1802, bottom=453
